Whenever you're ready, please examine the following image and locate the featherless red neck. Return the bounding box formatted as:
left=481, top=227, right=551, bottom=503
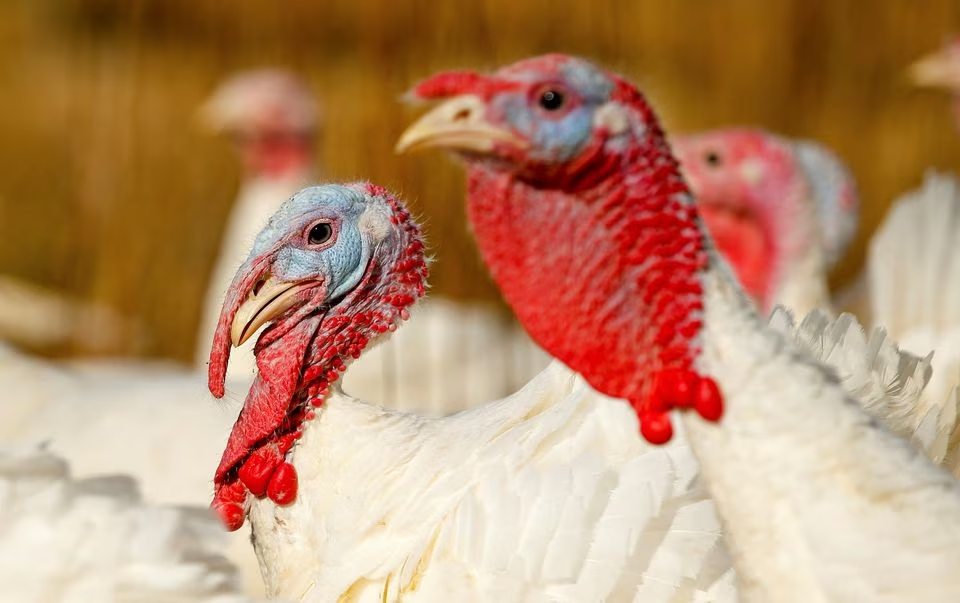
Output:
left=207, top=183, right=427, bottom=530
left=398, top=54, right=723, bottom=444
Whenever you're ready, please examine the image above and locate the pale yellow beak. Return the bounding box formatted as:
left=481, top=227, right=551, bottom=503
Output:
left=231, top=275, right=314, bottom=346
left=909, top=47, right=960, bottom=89
left=395, top=95, right=528, bottom=154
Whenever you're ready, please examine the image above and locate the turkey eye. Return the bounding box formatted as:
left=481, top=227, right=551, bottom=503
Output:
left=538, top=89, right=565, bottom=111
left=705, top=151, right=722, bottom=167
left=308, top=223, right=333, bottom=245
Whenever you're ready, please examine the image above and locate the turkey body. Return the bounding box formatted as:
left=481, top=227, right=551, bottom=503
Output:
left=252, top=362, right=732, bottom=602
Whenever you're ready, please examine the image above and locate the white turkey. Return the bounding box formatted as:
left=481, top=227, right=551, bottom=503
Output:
left=673, top=129, right=960, bottom=472
left=671, top=127, right=859, bottom=317
left=205, top=182, right=735, bottom=601
left=396, top=53, right=960, bottom=601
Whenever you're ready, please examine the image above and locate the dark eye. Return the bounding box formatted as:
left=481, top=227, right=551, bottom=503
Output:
left=705, top=151, right=722, bottom=167
left=538, top=89, right=565, bottom=111
left=308, top=222, right=333, bottom=245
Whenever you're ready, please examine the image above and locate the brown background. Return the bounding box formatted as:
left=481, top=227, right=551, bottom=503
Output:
left=2, top=0, right=958, bottom=362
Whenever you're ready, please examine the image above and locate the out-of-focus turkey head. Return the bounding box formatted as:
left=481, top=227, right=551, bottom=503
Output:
left=200, top=69, right=321, bottom=178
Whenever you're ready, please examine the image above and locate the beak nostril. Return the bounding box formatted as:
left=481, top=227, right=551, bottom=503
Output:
left=453, top=108, right=471, bottom=122
left=252, top=278, right=266, bottom=296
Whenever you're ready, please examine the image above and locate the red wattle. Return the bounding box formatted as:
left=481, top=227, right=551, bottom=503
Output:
left=214, top=314, right=322, bottom=485
left=696, top=377, right=724, bottom=422
left=639, top=411, right=673, bottom=445
left=267, top=462, right=299, bottom=506
left=238, top=445, right=284, bottom=497
left=212, top=480, right=249, bottom=532
left=654, top=368, right=699, bottom=410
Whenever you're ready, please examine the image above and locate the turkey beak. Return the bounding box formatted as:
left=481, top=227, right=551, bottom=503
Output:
left=231, top=275, right=314, bottom=347
left=395, top=95, right=527, bottom=154
left=909, top=48, right=960, bottom=89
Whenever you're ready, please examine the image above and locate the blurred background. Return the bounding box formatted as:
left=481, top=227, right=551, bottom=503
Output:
left=1, top=0, right=959, bottom=363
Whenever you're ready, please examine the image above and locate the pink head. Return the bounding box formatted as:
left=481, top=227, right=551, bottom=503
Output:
left=397, top=54, right=724, bottom=445
left=200, top=68, right=320, bottom=179
left=672, top=128, right=857, bottom=313
left=207, top=183, right=427, bottom=530
left=910, top=36, right=960, bottom=131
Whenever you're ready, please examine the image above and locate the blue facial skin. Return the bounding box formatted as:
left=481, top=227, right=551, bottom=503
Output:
left=492, top=59, right=615, bottom=165
left=245, top=184, right=378, bottom=302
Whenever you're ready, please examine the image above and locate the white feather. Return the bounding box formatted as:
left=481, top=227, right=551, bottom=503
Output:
left=0, top=446, right=259, bottom=603
left=248, top=362, right=731, bottom=602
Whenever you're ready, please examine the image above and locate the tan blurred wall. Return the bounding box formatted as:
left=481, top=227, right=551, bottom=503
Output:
left=1, top=0, right=959, bottom=361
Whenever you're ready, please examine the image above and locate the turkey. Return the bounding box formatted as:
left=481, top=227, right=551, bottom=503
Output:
left=671, top=127, right=859, bottom=316
left=205, top=182, right=735, bottom=602
left=197, top=68, right=546, bottom=413
left=396, top=53, right=960, bottom=601
left=673, top=128, right=960, bottom=470
left=0, top=445, right=257, bottom=602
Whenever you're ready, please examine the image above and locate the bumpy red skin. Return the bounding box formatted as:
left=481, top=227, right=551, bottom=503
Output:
left=208, top=183, right=428, bottom=531
left=415, top=58, right=723, bottom=444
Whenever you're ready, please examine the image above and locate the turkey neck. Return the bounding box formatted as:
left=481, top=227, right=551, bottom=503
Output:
left=465, top=151, right=709, bottom=410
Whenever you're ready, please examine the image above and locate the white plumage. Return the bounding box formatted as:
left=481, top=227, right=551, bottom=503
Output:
left=864, top=172, right=960, bottom=427
left=226, top=183, right=960, bottom=603
left=5, top=296, right=956, bottom=601
left=677, top=265, right=960, bottom=602
left=769, top=308, right=960, bottom=472
left=0, top=446, right=256, bottom=603
left=244, top=293, right=960, bottom=602
left=0, top=342, right=264, bottom=597
left=250, top=361, right=733, bottom=602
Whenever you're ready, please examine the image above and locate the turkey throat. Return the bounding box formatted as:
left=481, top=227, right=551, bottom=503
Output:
left=464, top=154, right=723, bottom=445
